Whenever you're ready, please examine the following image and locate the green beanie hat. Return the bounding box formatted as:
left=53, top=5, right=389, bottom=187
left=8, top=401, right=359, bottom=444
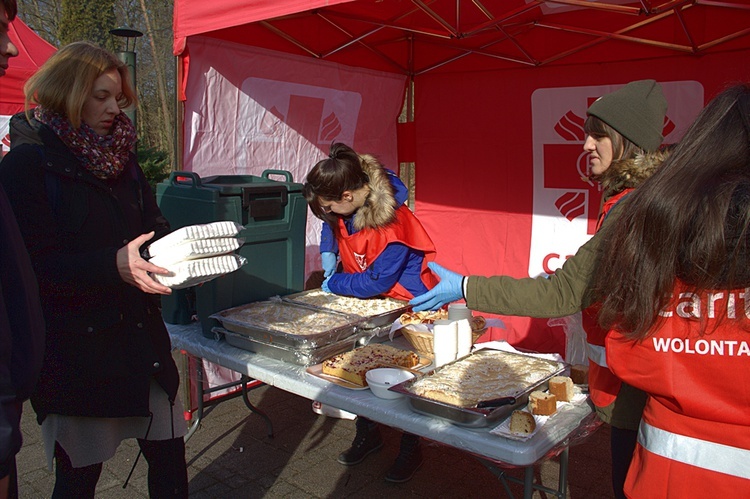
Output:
left=587, top=79, right=667, bottom=152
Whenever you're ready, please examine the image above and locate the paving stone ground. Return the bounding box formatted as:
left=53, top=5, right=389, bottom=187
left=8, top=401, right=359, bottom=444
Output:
left=15, top=379, right=614, bottom=498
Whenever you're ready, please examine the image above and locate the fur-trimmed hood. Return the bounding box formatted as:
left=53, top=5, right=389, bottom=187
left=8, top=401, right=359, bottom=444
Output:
left=598, top=148, right=671, bottom=199
left=352, top=154, right=399, bottom=230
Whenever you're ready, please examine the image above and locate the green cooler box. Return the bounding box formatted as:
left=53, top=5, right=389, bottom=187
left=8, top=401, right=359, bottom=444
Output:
left=156, top=170, right=307, bottom=338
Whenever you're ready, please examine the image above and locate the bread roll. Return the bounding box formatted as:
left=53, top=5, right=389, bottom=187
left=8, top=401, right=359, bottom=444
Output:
left=509, top=410, right=536, bottom=435
left=548, top=376, right=575, bottom=402
left=399, top=310, right=448, bottom=325
left=470, top=316, right=486, bottom=331
left=529, top=391, right=557, bottom=416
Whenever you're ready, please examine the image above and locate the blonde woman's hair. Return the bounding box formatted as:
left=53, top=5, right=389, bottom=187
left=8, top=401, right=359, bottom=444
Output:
left=23, top=41, right=136, bottom=127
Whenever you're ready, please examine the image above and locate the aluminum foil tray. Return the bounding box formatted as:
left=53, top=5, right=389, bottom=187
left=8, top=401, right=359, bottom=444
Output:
left=218, top=327, right=369, bottom=366
left=389, top=349, right=566, bottom=427
left=282, top=290, right=410, bottom=330
left=210, top=300, right=361, bottom=349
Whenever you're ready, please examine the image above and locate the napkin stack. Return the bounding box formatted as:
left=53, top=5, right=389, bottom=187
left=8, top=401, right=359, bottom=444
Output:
left=456, top=319, right=473, bottom=358
left=147, top=221, right=247, bottom=289
left=433, top=318, right=475, bottom=367
left=449, top=304, right=476, bottom=359
left=433, top=319, right=457, bottom=367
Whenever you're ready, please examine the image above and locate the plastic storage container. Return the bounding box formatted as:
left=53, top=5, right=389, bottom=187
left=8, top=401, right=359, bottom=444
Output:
left=156, top=170, right=307, bottom=337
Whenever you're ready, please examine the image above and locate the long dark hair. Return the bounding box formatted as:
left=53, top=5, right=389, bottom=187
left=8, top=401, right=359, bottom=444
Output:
left=593, top=84, right=750, bottom=339
left=303, top=142, right=369, bottom=231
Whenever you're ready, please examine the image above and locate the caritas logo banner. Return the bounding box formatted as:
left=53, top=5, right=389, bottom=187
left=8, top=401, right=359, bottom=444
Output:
left=528, top=81, right=703, bottom=277
left=181, top=37, right=406, bottom=279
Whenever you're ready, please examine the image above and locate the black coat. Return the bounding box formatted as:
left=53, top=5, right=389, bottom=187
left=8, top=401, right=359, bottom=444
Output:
left=0, top=183, right=45, bottom=476
left=0, top=124, right=179, bottom=423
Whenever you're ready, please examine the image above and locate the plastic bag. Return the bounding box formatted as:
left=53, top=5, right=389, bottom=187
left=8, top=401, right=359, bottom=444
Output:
left=547, top=312, right=587, bottom=365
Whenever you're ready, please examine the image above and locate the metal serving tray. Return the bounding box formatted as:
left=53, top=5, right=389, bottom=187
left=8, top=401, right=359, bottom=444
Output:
left=210, top=300, right=362, bottom=349
left=218, top=327, right=370, bottom=366
left=389, top=349, right=566, bottom=428
left=282, top=290, right=410, bottom=330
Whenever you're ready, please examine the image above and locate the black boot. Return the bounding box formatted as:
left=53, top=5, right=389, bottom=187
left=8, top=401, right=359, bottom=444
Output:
left=385, top=433, right=423, bottom=483
left=337, top=417, right=383, bottom=466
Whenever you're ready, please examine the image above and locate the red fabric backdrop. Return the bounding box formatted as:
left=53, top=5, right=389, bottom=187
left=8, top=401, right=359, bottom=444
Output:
left=0, top=17, right=56, bottom=115
left=413, top=51, right=748, bottom=354
left=172, top=1, right=750, bottom=356
left=0, top=17, right=55, bottom=156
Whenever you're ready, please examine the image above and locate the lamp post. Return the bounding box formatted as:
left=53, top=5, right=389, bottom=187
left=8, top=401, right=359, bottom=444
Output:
left=109, top=27, right=143, bottom=140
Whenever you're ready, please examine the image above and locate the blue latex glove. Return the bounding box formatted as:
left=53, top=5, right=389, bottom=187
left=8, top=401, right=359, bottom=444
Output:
left=322, top=275, right=332, bottom=293
left=321, top=252, right=337, bottom=278
left=409, top=262, right=465, bottom=312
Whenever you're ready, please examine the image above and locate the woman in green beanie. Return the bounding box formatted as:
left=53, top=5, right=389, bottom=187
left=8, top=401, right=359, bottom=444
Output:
left=410, top=79, right=669, bottom=499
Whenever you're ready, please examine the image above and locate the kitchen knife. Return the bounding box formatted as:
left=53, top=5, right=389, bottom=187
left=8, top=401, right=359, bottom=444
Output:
left=475, top=396, right=517, bottom=409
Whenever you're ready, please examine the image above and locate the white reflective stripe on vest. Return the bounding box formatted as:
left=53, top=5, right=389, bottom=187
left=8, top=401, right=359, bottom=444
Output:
left=586, top=342, right=608, bottom=368
left=639, top=421, right=750, bottom=479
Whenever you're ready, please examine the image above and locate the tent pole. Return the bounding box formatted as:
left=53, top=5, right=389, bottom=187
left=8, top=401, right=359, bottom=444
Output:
left=174, top=54, right=183, bottom=172
left=403, top=35, right=416, bottom=208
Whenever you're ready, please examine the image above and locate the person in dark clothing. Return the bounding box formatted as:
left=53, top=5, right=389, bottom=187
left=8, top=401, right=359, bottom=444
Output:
left=0, top=2, right=46, bottom=498
left=0, top=41, right=188, bottom=498
left=304, top=143, right=439, bottom=482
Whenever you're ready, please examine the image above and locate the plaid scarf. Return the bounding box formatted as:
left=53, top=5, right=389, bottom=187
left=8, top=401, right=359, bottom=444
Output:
left=34, top=107, right=136, bottom=180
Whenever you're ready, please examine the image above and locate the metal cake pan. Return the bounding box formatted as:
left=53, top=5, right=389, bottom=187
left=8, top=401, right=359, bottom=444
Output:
left=218, top=327, right=370, bottom=366
left=210, top=300, right=362, bottom=349
left=389, top=349, right=566, bottom=427
left=282, top=290, right=410, bottom=329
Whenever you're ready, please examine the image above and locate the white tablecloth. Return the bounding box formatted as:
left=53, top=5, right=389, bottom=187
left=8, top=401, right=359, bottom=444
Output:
left=167, top=322, right=595, bottom=467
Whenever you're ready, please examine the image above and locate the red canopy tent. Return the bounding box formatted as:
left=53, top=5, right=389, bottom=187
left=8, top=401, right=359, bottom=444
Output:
left=0, top=16, right=56, bottom=153
left=172, top=0, right=750, bottom=355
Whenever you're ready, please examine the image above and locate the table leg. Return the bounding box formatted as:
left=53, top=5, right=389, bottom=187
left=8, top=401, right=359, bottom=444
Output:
left=476, top=457, right=520, bottom=498
left=558, top=446, right=569, bottom=495
left=183, top=358, right=206, bottom=442
left=523, top=465, right=534, bottom=499
left=476, top=446, right=570, bottom=499
left=241, top=375, right=274, bottom=438
left=183, top=358, right=274, bottom=442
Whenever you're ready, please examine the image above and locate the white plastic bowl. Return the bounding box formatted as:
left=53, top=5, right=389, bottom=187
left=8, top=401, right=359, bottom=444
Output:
left=365, top=368, right=415, bottom=399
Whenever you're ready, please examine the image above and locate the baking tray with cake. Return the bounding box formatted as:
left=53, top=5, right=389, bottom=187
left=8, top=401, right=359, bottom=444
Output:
left=210, top=299, right=362, bottom=349
left=282, top=289, right=411, bottom=330
left=389, top=348, right=567, bottom=427
left=215, top=326, right=373, bottom=366
left=306, top=343, right=431, bottom=390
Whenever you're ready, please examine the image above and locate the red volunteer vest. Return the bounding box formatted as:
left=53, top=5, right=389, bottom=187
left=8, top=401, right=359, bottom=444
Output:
left=336, top=205, right=439, bottom=301
left=607, top=288, right=750, bottom=497
left=581, top=189, right=632, bottom=408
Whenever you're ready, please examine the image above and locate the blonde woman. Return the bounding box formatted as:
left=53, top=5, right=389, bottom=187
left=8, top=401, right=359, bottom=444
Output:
left=0, top=42, right=187, bottom=497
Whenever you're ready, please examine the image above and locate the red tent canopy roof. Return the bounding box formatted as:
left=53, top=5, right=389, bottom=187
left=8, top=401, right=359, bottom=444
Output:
left=173, top=0, right=750, bottom=74
left=0, top=17, right=56, bottom=114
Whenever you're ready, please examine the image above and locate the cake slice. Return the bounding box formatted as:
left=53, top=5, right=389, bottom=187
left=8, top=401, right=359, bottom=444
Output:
left=322, top=344, right=419, bottom=386
left=548, top=376, right=575, bottom=402
left=570, top=364, right=590, bottom=385
left=529, top=391, right=557, bottom=416
left=509, top=410, right=536, bottom=435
